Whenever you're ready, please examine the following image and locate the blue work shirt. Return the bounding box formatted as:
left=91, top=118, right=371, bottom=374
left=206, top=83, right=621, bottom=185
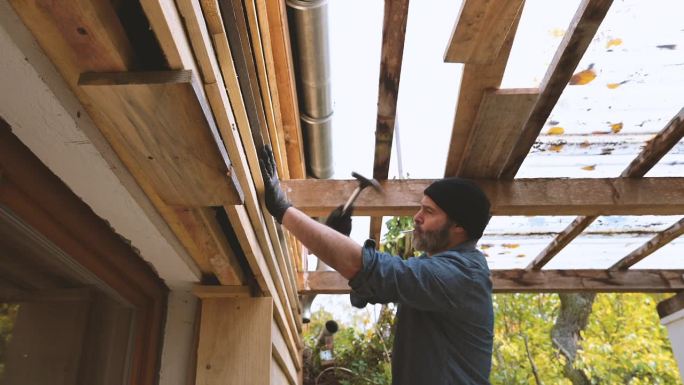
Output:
left=348, top=240, right=493, bottom=385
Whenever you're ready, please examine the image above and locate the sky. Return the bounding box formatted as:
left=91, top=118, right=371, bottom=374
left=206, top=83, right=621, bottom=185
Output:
left=309, top=0, right=684, bottom=324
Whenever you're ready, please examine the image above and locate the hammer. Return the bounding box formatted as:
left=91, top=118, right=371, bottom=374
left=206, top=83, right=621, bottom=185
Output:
left=341, top=172, right=383, bottom=215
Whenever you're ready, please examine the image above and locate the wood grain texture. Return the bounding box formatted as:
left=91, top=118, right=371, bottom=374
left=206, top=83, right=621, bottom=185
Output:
left=282, top=178, right=684, bottom=217
left=443, top=5, right=522, bottom=177
left=264, top=0, right=306, bottom=179
left=196, top=297, right=272, bottom=384
left=500, top=0, right=613, bottom=179
left=610, top=218, right=684, bottom=270
left=299, top=270, right=684, bottom=294
left=459, top=89, right=539, bottom=178
left=79, top=70, right=243, bottom=207
left=444, top=0, right=524, bottom=64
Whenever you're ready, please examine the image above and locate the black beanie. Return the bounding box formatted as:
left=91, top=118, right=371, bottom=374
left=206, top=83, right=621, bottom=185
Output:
left=423, top=177, right=491, bottom=240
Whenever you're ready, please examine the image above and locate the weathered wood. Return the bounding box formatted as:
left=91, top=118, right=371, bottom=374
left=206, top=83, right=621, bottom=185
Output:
left=610, top=218, right=684, bottom=270
left=299, top=270, right=684, bottom=294
left=443, top=6, right=522, bottom=177
left=79, top=70, right=243, bottom=207
left=526, top=215, right=596, bottom=270
left=459, top=89, right=539, bottom=178
left=369, top=216, right=384, bottom=247
left=620, top=107, right=684, bottom=178
left=444, top=0, right=525, bottom=64
left=282, top=178, right=684, bottom=217
left=264, top=0, right=306, bottom=179
left=499, top=0, right=613, bottom=179
left=196, top=297, right=272, bottom=384
left=658, top=291, right=684, bottom=318
left=528, top=107, right=684, bottom=270
left=371, top=0, right=409, bottom=180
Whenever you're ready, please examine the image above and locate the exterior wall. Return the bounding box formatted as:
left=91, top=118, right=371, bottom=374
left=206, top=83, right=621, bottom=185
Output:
left=0, top=2, right=200, bottom=384
left=661, top=308, right=684, bottom=380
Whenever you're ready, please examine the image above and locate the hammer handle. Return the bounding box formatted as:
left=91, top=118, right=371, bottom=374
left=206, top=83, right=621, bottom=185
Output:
left=341, top=186, right=362, bottom=214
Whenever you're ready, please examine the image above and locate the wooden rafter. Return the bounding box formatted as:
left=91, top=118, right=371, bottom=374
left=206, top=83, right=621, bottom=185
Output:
left=610, top=218, right=684, bottom=270
left=282, top=177, right=684, bottom=217
left=499, top=0, right=613, bottom=179
left=527, top=108, right=684, bottom=270
left=658, top=291, right=684, bottom=318
left=369, top=0, right=410, bottom=244
left=444, top=0, right=525, bottom=65
left=298, top=270, right=684, bottom=294
left=443, top=4, right=522, bottom=177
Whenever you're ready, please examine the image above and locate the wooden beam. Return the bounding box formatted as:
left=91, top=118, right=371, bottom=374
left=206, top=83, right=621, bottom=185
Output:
left=658, top=291, right=684, bottom=319
left=499, top=0, right=613, bottom=179
left=527, top=107, right=684, bottom=270
left=264, top=0, right=306, bottom=179
left=526, top=215, right=596, bottom=270
left=443, top=5, right=522, bottom=177
left=299, top=270, right=684, bottom=294
left=459, top=89, right=539, bottom=178
left=282, top=177, right=684, bottom=217
left=79, top=70, right=243, bottom=207
left=610, top=218, right=684, bottom=270
left=369, top=0, right=409, bottom=243
left=444, top=0, right=525, bottom=64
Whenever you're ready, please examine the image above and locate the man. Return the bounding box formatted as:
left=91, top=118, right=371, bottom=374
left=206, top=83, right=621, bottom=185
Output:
left=259, top=146, right=493, bottom=385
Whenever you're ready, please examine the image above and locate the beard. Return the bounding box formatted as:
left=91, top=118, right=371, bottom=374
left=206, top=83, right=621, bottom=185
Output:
left=412, top=222, right=452, bottom=255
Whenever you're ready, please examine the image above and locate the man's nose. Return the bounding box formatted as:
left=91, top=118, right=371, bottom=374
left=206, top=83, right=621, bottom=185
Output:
left=413, top=211, right=422, bottom=224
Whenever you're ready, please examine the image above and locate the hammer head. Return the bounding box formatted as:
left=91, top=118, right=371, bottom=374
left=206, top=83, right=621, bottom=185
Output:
left=351, top=171, right=383, bottom=193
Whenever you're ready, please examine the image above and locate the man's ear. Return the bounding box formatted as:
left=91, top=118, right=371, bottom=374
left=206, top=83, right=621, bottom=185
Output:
left=450, top=223, right=467, bottom=238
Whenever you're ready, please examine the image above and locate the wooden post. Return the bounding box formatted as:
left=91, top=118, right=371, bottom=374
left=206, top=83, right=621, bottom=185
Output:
left=658, top=292, right=684, bottom=380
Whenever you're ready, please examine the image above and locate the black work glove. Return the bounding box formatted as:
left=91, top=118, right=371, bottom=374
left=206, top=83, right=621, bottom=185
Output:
left=325, top=205, right=353, bottom=236
left=258, top=145, right=292, bottom=223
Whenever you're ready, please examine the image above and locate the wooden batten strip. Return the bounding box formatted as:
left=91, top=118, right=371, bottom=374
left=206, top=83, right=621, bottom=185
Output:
left=179, top=0, right=302, bottom=340
left=528, top=107, right=684, bottom=270
left=459, top=89, right=539, bottom=178
left=610, top=218, right=684, bottom=270
left=443, top=6, right=522, bottom=177
left=264, top=0, right=306, bottom=179
left=271, top=319, right=298, bottom=385
left=299, top=270, right=684, bottom=294
left=369, top=0, right=409, bottom=243
left=283, top=178, right=684, bottom=217
left=499, top=0, right=613, bottom=179
left=444, top=0, right=525, bottom=64
left=193, top=284, right=252, bottom=298
left=244, top=0, right=290, bottom=179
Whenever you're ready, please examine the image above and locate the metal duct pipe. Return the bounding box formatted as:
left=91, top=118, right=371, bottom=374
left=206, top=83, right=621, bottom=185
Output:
left=287, top=0, right=333, bottom=179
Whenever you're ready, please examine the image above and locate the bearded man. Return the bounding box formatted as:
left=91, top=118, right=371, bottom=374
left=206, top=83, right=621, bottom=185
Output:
left=259, top=146, right=494, bottom=385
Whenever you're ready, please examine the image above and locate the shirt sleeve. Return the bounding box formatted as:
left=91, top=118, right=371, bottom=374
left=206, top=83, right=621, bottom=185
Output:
left=348, top=240, right=482, bottom=312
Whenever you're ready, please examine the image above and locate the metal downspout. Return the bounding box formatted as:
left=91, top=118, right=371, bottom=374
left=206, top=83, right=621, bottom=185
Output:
left=287, top=0, right=334, bottom=322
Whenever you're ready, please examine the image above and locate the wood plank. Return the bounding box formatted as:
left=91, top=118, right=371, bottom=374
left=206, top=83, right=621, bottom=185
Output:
left=459, top=89, right=539, bottom=178
left=443, top=6, right=522, bottom=177
left=658, top=291, right=684, bottom=319
left=79, top=70, right=243, bottom=207
left=499, top=0, right=613, bottom=179
left=245, top=0, right=290, bottom=179
left=526, top=215, right=595, bottom=270
left=264, top=0, right=306, bottom=179
left=610, top=218, right=684, bottom=270
left=527, top=107, right=684, bottom=270
left=299, top=270, right=684, bottom=294
left=193, top=284, right=252, bottom=298
left=196, top=297, right=272, bottom=384
left=371, top=0, right=409, bottom=180
left=272, top=318, right=298, bottom=385
left=444, top=0, right=525, bottom=64
left=282, top=177, right=684, bottom=217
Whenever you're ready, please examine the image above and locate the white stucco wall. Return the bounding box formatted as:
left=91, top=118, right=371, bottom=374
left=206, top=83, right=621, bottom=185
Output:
left=661, top=308, right=684, bottom=380
left=0, top=2, right=199, bottom=384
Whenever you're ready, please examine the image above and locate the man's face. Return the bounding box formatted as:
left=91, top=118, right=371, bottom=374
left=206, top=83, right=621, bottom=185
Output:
left=412, top=195, right=455, bottom=255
